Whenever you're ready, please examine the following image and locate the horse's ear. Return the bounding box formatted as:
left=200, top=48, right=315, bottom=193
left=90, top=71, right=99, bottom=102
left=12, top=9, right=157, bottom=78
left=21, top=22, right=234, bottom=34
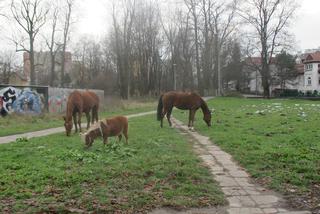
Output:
left=63, top=116, right=66, bottom=121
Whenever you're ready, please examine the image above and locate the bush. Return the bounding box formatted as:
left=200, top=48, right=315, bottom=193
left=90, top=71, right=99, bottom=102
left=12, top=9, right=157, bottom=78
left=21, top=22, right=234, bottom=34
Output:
left=275, top=89, right=299, bottom=97
left=223, top=91, right=244, bottom=98
left=313, top=90, right=318, bottom=97
left=298, top=91, right=305, bottom=97
left=306, top=91, right=312, bottom=97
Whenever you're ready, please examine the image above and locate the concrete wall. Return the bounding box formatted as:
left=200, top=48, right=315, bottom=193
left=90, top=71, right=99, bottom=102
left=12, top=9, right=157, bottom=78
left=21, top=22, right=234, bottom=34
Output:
left=48, top=88, right=104, bottom=113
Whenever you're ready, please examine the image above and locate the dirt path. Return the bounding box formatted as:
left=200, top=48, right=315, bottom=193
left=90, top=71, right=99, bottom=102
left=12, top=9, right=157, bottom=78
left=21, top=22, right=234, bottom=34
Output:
left=171, top=117, right=311, bottom=214
left=0, top=111, right=156, bottom=145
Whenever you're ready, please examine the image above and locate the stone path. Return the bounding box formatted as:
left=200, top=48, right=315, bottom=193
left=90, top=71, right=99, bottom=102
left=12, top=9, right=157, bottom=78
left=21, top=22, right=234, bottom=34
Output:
left=0, top=110, right=156, bottom=145
left=171, top=118, right=311, bottom=214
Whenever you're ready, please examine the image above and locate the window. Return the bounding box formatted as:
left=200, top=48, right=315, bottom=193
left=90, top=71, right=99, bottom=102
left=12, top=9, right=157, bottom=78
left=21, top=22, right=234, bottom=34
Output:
left=307, top=77, right=312, bottom=86
left=305, top=64, right=313, bottom=71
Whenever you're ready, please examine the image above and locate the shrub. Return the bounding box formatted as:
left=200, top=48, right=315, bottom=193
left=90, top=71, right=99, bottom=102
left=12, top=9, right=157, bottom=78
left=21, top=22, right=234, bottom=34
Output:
left=276, top=89, right=299, bottom=97
left=223, top=91, right=244, bottom=98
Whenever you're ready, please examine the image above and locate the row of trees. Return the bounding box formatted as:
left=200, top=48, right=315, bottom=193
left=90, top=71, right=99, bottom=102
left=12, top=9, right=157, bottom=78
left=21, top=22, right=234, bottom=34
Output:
left=107, top=0, right=297, bottom=98
left=0, top=0, right=298, bottom=98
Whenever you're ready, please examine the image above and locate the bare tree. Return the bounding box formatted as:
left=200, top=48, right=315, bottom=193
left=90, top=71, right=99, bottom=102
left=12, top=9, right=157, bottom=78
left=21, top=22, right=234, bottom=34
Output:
left=0, top=51, right=16, bottom=84
left=184, top=0, right=204, bottom=95
left=45, top=6, right=61, bottom=86
left=60, top=0, right=74, bottom=87
left=206, top=0, right=238, bottom=95
left=111, top=0, right=136, bottom=99
left=238, top=0, right=298, bottom=97
left=10, top=0, right=48, bottom=85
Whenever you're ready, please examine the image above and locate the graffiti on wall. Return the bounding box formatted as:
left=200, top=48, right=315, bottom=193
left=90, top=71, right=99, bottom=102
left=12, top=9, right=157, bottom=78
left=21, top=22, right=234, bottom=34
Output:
left=48, top=94, right=68, bottom=113
left=0, top=87, right=44, bottom=116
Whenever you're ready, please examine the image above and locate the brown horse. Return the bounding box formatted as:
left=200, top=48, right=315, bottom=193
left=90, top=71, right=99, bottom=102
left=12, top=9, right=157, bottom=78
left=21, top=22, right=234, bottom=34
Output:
left=63, top=90, right=100, bottom=136
left=80, top=116, right=128, bottom=147
left=157, top=91, right=211, bottom=129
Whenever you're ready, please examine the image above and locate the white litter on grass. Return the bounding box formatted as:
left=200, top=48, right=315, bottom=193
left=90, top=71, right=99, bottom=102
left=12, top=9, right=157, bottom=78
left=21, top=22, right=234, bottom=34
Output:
left=255, top=110, right=265, bottom=114
left=298, top=112, right=307, bottom=117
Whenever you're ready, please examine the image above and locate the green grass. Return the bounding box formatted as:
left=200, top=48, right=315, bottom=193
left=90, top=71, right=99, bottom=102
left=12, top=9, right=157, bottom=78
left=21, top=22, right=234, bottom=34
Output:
left=0, top=115, right=224, bottom=213
left=0, top=102, right=155, bottom=137
left=174, top=97, right=320, bottom=210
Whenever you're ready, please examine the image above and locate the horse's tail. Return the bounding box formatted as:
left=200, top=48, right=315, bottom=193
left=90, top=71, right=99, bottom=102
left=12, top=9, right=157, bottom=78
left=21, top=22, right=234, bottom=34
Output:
left=157, top=94, right=163, bottom=121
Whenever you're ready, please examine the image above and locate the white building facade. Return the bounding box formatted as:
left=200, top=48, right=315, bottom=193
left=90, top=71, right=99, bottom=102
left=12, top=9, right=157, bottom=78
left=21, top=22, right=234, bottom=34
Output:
left=245, top=51, right=320, bottom=94
left=299, top=52, right=320, bottom=92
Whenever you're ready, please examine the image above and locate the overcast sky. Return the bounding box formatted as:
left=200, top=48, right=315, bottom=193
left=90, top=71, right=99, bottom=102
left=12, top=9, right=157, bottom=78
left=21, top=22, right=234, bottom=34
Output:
left=1, top=0, right=319, bottom=54
left=75, top=0, right=320, bottom=52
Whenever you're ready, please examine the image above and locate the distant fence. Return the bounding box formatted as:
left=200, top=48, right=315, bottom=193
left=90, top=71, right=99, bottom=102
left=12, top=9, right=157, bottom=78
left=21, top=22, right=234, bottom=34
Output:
left=0, top=84, right=104, bottom=116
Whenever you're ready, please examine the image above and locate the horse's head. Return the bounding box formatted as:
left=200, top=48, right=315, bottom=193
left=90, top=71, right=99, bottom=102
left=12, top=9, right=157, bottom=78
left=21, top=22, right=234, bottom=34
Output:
left=80, top=132, right=94, bottom=147
left=63, top=116, right=73, bottom=136
left=203, top=111, right=212, bottom=127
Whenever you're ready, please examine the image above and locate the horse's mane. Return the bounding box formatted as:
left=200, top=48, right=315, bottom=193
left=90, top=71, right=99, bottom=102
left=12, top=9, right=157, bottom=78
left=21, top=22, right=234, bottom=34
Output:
left=65, top=91, right=79, bottom=121
left=85, top=121, right=101, bottom=134
left=200, top=98, right=210, bottom=114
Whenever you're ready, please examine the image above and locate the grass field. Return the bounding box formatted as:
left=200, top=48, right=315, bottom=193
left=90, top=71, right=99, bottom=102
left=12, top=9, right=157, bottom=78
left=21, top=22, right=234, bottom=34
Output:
left=0, top=115, right=225, bottom=213
left=0, top=101, right=156, bottom=137
left=174, top=97, right=320, bottom=211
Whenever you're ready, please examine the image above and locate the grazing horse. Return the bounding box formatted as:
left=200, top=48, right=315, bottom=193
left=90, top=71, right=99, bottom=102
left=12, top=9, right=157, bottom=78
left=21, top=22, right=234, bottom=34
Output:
left=80, top=116, right=128, bottom=147
left=157, top=91, right=211, bottom=129
left=63, top=90, right=100, bottom=136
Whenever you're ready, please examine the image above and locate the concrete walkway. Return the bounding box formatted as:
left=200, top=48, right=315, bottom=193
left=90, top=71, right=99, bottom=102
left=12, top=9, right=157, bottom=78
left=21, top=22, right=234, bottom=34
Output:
left=0, top=111, right=156, bottom=145
left=171, top=118, right=311, bottom=214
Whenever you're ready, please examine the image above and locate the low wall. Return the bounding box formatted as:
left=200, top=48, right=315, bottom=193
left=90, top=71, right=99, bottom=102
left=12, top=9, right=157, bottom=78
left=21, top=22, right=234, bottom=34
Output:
left=48, top=88, right=104, bottom=113
left=0, top=85, right=104, bottom=115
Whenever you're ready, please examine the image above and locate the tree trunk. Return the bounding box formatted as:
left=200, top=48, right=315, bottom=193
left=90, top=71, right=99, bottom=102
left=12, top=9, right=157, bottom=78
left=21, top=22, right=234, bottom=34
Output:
left=50, top=54, right=56, bottom=86
left=193, top=11, right=203, bottom=95
left=29, top=37, right=35, bottom=85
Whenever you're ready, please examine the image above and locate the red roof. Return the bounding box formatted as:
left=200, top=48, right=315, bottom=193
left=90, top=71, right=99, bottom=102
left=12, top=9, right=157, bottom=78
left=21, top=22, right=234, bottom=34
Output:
left=303, top=51, right=320, bottom=63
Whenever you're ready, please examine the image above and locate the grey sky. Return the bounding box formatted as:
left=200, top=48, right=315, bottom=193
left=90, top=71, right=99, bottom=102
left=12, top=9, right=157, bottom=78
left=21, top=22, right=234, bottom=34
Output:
left=76, top=0, right=320, bottom=51
left=1, top=0, right=319, bottom=53
left=291, top=0, right=320, bottom=50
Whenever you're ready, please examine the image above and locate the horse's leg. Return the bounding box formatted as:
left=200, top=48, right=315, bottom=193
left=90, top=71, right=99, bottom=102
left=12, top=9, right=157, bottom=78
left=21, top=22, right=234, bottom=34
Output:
left=78, top=111, right=82, bottom=133
left=91, top=109, right=95, bottom=124
left=123, top=124, right=128, bottom=144
left=188, top=110, right=192, bottom=128
left=86, top=111, right=90, bottom=129
left=160, top=109, right=167, bottom=128
left=166, top=107, right=173, bottom=127
left=190, top=109, right=196, bottom=131
left=118, top=134, right=122, bottom=142
left=73, top=112, right=78, bottom=133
